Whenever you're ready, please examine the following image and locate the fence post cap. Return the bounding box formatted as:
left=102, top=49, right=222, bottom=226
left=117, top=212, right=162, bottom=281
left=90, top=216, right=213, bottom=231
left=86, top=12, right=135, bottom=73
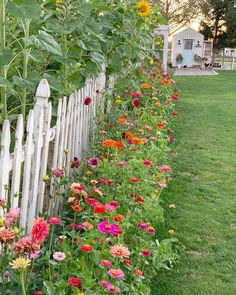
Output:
left=36, top=78, right=51, bottom=101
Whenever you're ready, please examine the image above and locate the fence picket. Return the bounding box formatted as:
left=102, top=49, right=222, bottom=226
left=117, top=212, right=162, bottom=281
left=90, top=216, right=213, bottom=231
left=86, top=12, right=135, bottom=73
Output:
left=0, top=120, right=11, bottom=214
left=20, top=110, right=34, bottom=229
left=27, top=108, right=44, bottom=231
left=11, top=115, right=24, bottom=208
left=1, top=71, right=109, bottom=227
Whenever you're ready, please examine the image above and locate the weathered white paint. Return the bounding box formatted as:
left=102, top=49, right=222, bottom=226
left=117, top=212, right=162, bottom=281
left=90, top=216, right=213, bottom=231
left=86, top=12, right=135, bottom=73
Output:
left=153, top=25, right=169, bottom=72
left=0, top=72, right=107, bottom=233
left=171, top=28, right=205, bottom=67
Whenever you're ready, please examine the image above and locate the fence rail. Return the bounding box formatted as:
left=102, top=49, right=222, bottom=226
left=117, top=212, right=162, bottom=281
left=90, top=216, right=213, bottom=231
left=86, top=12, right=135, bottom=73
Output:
left=0, top=71, right=106, bottom=232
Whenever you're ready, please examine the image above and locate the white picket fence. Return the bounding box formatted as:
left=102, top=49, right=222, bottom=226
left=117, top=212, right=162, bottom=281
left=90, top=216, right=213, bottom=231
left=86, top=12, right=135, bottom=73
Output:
left=0, top=70, right=107, bottom=232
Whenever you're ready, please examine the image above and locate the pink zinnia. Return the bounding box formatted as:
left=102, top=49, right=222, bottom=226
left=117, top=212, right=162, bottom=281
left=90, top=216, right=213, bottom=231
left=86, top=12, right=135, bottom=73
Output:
left=144, top=125, right=153, bottom=131
left=0, top=198, right=6, bottom=207
left=169, top=137, right=175, bottom=142
left=110, top=244, right=130, bottom=258
left=87, top=157, right=100, bottom=168
left=100, top=281, right=111, bottom=287
left=105, top=201, right=119, bottom=212
left=137, top=222, right=149, bottom=230
left=107, top=285, right=121, bottom=294
left=108, top=269, right=125, bottom=279
left=159, top=165, right=172, bottom=173
left=53, top=168, right=64, bottom=177
left=6, top=208, right=20, bottom=227
left=34, top=292, right=42, bottom=295
left=100, top=260, right=113, bottom=268
left=31, top=217, right=50, bottom=244
left=53, top=251, right=66, bottom=261
left=130, top=178, right=139, bottom=183
left=143, top=160, right=154, bottom=166
left=142, top=249, right=152, bottom=257
left=49, top=217, right=61, bottom=225
left=146, top=227, right=156, bottom=234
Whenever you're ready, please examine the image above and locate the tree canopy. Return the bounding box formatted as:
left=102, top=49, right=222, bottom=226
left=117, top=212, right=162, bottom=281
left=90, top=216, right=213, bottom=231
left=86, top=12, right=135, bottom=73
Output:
left=199, top=0, right=236, bottom=49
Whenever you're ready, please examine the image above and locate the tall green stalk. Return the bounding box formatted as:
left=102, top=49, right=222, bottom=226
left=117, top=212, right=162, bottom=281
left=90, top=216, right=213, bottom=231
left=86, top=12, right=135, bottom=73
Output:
left=21, top=18, right=31, bottom=122
left=0, top=0, right=8, bottom=120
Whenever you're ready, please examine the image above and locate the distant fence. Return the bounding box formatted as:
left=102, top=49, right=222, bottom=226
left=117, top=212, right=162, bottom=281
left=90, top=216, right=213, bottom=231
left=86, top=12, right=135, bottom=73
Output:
left=0, top=70, right=107, bottom=232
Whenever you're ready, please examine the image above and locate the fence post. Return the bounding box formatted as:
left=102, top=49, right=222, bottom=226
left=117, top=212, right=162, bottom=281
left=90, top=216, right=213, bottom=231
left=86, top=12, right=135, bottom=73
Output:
left=35, top=79, right=52, bottom=214
left=27, top=79, right=51, bottom=231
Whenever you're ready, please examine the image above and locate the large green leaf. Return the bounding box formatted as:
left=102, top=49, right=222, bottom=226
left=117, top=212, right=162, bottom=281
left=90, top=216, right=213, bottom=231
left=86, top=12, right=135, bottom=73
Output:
left=26, top=31, right=62, bottom=55
left=44, top=73, right=64, bottom=93
left=7, top=0, right=41, bottom=20
left=0, top=78, right=11, bottom=87
left=0, top=49, right=13, bottom=68
left=43, top=281, right=55, bottom=295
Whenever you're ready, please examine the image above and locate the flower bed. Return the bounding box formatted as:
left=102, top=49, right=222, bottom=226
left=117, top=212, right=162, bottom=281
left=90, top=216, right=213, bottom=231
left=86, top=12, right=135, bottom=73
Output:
left=0, top=61, right=180, bottom=294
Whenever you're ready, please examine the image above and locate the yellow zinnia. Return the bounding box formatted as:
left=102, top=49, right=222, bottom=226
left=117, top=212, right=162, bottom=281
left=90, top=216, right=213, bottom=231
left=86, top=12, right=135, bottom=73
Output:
left=136, top=1, right=152, bottom=17
left=56, top=0, right=62, bottom=4
left=10, top=258, right=31, bottom=269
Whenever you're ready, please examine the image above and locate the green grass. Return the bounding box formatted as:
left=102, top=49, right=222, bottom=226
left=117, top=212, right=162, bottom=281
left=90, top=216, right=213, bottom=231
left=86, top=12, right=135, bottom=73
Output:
left=151, top=71, right=236, bottom=295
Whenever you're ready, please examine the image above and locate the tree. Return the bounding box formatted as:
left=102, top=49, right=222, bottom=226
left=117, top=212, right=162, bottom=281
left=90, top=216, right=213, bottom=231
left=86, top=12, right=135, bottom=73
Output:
left=151, top=0, right=202, bottom=35
left=199, top=0, right=236, bottom=49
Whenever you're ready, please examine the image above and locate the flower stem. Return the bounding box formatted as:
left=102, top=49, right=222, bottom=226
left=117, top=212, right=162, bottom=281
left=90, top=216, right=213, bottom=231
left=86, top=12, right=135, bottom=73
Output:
left=20, top=271, right=27, bottom=295
left=0, top=0, right=8, bottom=119
left=21, top=18, right=31, bottom=123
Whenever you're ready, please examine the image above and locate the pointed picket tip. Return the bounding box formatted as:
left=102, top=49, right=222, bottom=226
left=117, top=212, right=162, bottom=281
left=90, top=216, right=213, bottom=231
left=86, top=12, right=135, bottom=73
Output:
left=36, top=78, right=51, bottom=99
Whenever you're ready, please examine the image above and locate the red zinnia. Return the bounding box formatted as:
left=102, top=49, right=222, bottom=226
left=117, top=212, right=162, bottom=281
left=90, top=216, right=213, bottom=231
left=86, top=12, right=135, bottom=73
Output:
left=94, top=204, right=106, bottom=214
left=68, top=277, right=82, bottom=288
left=81, top=244, right=93, bottom=252
left=132, top=99, right=140, bottom=108
left=84, top=97, right=92, bottom=105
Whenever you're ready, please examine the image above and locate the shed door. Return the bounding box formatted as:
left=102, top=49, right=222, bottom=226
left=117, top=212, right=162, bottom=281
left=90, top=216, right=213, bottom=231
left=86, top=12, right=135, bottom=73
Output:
left=183, top=39, right=193, bottom=67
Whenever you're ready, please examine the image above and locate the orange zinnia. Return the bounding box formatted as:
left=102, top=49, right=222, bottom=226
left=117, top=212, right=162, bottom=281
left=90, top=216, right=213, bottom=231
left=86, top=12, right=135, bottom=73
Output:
left=141, top=83, right=150, bottom=89
left=157, top=122, right=165, bottom=128
left=113, top=141, right=125, bottom=148
left=124, top=132, right=134, bottom=138
left=102, top=139, right=115, bottom=148
left=161, top=79, right=171, bottom=85
left=117, top=118, right=126, bottom=124
left=130, top=137, right=145, bottom=145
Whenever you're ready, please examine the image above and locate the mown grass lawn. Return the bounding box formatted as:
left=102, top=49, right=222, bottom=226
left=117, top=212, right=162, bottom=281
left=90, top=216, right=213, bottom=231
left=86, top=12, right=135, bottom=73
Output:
left=152, top=71, right=236, bottom=295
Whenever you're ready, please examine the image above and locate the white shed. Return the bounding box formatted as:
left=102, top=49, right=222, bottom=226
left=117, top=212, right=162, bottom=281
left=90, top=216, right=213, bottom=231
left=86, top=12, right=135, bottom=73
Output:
left=171, top=28, right=212, bottom=68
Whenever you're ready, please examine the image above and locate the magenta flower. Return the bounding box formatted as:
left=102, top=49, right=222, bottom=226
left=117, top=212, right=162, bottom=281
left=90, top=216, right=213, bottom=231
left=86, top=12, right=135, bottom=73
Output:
left=100, top=260, right=113, bottom=268
left=53, top=252, right=66, bottom=261
left=87, top=157, right=100, bottom=168
left=105, top=201, right=119, bottom=212
left=53, top=168, right=64, bottom=177
left=84, top=97, right=92, bottom=105
left=143, top=160, right=153, bottom=166
left=100, top=281, right=111, bottom=287
left=142, top=249, right=152, bottom=257
left=108, top=269, right=125, bottom=279
left=34, top=292, right=42, bottom=295
left=98, top=222, right=120, bottom=235
left=49, top=217, right=61, bottom=225
left=107, top=285, right=121, bottom=294
left=169, top=137, right=175, bottom=142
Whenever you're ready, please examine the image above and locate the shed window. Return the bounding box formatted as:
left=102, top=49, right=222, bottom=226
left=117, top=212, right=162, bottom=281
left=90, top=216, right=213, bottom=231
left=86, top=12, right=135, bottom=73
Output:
left=184, top=40, right=193, bottom=50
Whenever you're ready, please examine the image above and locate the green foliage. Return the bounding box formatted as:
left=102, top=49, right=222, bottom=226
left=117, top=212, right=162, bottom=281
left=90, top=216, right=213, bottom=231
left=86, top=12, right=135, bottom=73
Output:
left=152, top=72, right=236, bottom=294
left=0, top=0, right=164, bottom=123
